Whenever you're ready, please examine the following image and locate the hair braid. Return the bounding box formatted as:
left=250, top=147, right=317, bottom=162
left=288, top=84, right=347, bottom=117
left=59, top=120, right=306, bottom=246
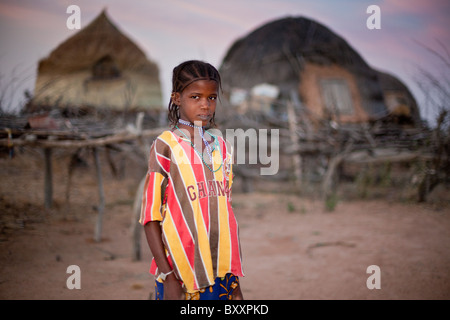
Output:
left=168, top=60, right=222, bottom=128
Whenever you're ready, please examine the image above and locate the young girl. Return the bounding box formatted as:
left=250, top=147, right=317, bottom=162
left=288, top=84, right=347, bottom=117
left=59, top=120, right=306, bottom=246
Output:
left=140, top=60, right=244, bottom=300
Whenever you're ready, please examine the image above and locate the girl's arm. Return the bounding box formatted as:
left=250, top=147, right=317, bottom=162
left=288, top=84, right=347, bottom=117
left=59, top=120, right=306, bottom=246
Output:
left=144, top=221, right=184, bottom=300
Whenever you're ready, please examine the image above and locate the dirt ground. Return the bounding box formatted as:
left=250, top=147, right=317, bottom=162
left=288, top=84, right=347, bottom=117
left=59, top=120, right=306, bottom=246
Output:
left=1, top=148, right=449, bottom=300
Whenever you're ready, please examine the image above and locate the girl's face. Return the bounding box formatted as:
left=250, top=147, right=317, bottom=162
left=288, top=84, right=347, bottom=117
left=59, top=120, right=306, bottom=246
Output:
left=174, top=80, right=218, bottom=127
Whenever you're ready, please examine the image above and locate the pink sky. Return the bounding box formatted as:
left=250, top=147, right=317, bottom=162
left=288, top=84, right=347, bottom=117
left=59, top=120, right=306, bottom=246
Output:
left=0, top=0, right=448, bottom=124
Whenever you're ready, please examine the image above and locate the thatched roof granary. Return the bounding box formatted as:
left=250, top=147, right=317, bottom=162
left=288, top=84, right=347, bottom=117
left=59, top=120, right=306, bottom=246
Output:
left=32, top=10, right=162, bottom=112
left=220, top=16, right=420, bottom=127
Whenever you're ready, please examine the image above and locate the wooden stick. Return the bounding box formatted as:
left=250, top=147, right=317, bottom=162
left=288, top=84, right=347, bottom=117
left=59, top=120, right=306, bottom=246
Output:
left=44, top=148, right=53, bottom=209
left=131, top=176, right=146, bottom=261
left=0, top=128, right=164, bottom=148
left=93, top=147, right=105, bottom=243
left=286, top=100, right=302, bottom=190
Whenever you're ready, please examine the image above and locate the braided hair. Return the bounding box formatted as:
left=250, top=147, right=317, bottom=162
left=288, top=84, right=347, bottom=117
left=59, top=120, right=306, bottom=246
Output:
left=168, top=60, right=222, bottom=128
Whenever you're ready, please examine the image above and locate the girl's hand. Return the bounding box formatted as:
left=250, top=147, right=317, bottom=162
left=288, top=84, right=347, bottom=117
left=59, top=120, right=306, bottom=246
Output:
left=163, top=274, right=185, bottom=300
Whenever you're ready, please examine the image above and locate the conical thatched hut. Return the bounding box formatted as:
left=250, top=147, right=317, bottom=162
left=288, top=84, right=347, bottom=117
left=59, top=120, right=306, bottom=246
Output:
left=220, top=16, right=420, bottom=127
left=31, top=10, right=162, bottom=112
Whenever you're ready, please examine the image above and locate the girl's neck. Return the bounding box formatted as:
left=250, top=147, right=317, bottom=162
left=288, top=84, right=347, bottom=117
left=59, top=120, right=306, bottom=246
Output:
left=177, top=124, right=194, bottom=139
left=177, top=119, right=205, bottom=138
left=175, top=119, right=216, bottom=152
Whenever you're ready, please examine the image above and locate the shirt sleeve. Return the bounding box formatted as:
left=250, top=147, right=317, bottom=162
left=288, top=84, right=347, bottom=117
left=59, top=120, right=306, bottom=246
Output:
left=139, top=137, right=171, bottom=225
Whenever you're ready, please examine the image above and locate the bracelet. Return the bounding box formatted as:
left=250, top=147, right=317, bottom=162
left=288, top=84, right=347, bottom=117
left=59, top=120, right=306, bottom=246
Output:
left=158, top=270, right=174, bottom=281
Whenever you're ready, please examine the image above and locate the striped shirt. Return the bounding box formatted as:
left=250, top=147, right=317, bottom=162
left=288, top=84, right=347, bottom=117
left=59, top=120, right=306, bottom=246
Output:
left=139, top=130, right=244, bottom=293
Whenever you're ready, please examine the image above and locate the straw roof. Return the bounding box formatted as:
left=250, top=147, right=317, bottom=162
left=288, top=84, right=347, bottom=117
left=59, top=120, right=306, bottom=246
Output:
left=32, top=9, right=162, bottom=111
left=38, top=9, right=157, bottom=75
left=220, top=16, right=388, bottom=119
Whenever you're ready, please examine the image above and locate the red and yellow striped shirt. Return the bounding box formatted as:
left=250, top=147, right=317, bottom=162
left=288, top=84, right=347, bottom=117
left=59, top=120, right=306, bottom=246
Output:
left=140, top=130, right=244, bottom=293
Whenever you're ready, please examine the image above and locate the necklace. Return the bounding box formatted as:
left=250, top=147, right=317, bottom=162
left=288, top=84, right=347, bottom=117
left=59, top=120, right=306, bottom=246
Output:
left=175, top=122, right=223, bottom=172
left=178, top=119, right=213, bottom=163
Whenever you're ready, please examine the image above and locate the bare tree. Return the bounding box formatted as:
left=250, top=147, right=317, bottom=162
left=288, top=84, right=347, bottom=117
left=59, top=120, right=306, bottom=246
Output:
left=0, top=63, right=35, bottom=114
left=413, top=40, right=450, bottom=201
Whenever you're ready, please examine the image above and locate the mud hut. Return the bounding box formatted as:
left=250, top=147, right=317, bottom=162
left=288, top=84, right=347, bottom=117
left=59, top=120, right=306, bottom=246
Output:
left=376, top=70, right=421, bottom=126
left=219, top=16, right=419, bottom=127
left=31, top=10, right=162, bottom=113
left=218, top=16, right=428, bottom=194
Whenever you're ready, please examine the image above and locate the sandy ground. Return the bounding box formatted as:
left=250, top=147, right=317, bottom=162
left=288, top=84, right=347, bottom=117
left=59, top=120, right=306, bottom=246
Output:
left=1, top=148, right=449, bottom=300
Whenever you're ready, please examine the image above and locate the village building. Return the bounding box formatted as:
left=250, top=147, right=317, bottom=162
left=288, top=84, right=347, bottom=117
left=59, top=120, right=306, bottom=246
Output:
left=219, top=16, right=421, bottom=128
left=0, top=10, right=166, bottom=240
left=218, top=16, right=428, bottom=193
left=30, top=10, right=162, bottom=114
